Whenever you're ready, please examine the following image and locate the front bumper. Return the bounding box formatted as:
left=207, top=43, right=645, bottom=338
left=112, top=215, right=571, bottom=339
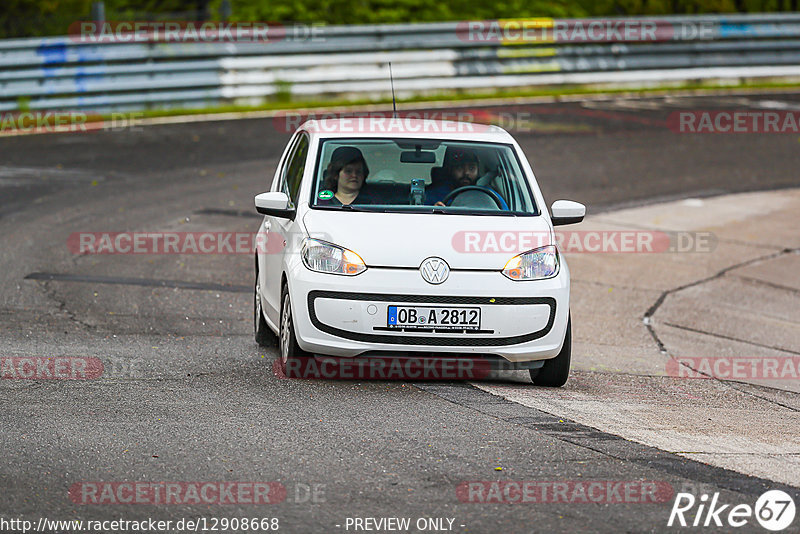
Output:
left=287, top=262, right=570, bottom=363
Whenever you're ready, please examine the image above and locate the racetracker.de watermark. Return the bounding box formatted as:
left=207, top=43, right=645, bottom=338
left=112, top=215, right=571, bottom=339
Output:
left=273, top=110, right=496, bottom=134
left=274, top=108, right=673, bottom=135
left=0, top=112, right=144, bottom=136
left=666, top=356, right=800, bottom=380
left=0, top=357, right=103, bottom=379
left=668, top=110, right=800, bottom=134
left=452, top=230, right=716, bottom=254
left=456, top=480, right=674, bottom=503
left=276, top=355, right=497, bottom=380
left=67, top=232, right=330, bottom=255
left=68, top=21, right=324, bottom=43
left=69, top=482, right=287, bottom=505
left=456, top=18, right=713, bottom=43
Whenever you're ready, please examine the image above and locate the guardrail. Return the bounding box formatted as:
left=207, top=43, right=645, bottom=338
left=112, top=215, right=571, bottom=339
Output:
left=2, top=13, right=800, bottom=112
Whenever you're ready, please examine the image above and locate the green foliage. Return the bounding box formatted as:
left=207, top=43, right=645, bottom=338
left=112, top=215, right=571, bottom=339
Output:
left=223, top=0, right=582, bottom=24
left=571, top=0, right=795, bottom=14
left=0, top=0, right=92, bottom=37
left=273, top=79, right=293, bottom=103
left=16, top=96, right=31, bottom=111
left=0, top=0, right=200, bottom=37
left=2, top=0, right=798, bottom=38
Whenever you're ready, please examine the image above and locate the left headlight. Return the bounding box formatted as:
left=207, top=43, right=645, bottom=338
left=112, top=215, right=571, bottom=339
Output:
left=502, top=245, right=559, bottom=281
left=301, top=239, right=366, bottom=276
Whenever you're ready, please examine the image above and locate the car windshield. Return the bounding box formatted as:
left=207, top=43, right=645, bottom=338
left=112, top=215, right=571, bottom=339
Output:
left=310, top=138, right=538, bottom=215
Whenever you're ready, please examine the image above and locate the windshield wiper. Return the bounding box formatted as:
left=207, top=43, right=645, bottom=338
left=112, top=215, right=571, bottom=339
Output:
left=428, top=208, right=518, bottom=216
left=316, top=204, right=373, bottom=212
left=330, top=205, right=523, bottom=216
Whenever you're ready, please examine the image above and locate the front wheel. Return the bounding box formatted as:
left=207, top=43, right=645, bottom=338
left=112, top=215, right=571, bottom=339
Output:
left=531, top=315, right=571, bottom=387
left=279, top=287, right=310, bottom=378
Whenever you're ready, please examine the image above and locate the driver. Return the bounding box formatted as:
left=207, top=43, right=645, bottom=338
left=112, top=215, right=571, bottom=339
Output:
left=426, top=148, right=498, bottom=207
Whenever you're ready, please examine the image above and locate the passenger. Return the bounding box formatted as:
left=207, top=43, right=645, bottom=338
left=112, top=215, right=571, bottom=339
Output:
left=317, top=147, right=372, bottom=206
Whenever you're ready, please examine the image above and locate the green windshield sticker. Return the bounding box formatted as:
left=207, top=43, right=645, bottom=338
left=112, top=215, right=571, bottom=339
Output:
left=318, top=190, right=334, bottom=200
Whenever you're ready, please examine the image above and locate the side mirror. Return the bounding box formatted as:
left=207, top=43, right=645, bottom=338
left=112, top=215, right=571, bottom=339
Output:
left=255, top=192, right=295, bottom=219
left=551, top=200, right=585, bottom=226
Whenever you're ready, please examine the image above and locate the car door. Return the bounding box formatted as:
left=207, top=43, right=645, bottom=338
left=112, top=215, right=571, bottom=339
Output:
left=259, top=132, right=310, bottom=325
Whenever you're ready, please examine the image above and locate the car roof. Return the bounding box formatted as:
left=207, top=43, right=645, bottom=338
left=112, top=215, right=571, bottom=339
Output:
left=299, top=118, right=516, bottom=143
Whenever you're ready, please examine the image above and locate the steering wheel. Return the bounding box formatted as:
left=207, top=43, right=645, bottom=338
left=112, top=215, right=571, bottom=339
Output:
left=442, top=186, right=509, bottom=210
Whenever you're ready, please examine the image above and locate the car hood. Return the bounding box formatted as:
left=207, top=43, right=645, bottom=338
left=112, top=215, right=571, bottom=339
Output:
left=302, top=209, right=554, bottom=269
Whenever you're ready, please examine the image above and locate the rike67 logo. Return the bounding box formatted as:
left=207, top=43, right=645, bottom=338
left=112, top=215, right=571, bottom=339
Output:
left=668, top=490, right=796, bottom=531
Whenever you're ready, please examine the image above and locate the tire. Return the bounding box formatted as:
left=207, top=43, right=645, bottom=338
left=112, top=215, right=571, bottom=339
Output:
left=254, top=263, right=277, bottom=347
left=531, top=314, right=571, bottom=387
left=279, top=285, right=310, bottom=378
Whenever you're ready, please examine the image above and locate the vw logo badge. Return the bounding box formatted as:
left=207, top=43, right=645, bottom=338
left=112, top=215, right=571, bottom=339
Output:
left=419, top=257, right=450, bottom=285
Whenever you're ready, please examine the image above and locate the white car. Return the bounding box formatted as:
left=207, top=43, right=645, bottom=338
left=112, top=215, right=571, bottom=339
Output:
left=254, top=118, right=584, bottom=386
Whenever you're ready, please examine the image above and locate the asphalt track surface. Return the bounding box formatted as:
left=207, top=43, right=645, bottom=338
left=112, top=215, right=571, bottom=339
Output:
left=1, top=92, right=799, bottom=533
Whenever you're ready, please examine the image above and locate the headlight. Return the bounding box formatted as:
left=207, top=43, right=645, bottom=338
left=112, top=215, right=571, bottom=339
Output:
left=502, top=245, right=559, bottom=281
left=301, top=239, right=366, bottom=276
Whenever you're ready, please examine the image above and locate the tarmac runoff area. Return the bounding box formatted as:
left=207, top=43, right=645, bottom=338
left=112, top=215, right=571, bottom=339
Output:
left=474, top=188, right=800, bottom=487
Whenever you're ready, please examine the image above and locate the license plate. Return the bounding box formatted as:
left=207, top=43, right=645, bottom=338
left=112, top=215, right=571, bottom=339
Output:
left=387, top=306, right=481, bottom=330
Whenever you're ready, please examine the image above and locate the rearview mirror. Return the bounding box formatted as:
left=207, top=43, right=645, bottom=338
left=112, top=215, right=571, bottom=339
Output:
left=551, top=200, right=585, bottom=226
left=255, top=192, right=296, bottom=219
left=400, top=150, right=436, bottom=164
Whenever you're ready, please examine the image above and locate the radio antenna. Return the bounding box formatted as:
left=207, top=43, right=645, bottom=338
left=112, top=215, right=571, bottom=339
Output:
left=389, top=62, right=397, bottom=117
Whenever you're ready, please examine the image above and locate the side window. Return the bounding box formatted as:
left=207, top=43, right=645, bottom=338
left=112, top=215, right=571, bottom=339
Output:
left=282, top=134, right=309, bottom=207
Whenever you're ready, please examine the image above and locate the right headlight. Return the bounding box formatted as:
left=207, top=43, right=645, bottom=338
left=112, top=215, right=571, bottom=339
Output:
left=301, top=239, right=366, bottom=276
left=502, top=245, right=559, bottom=281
